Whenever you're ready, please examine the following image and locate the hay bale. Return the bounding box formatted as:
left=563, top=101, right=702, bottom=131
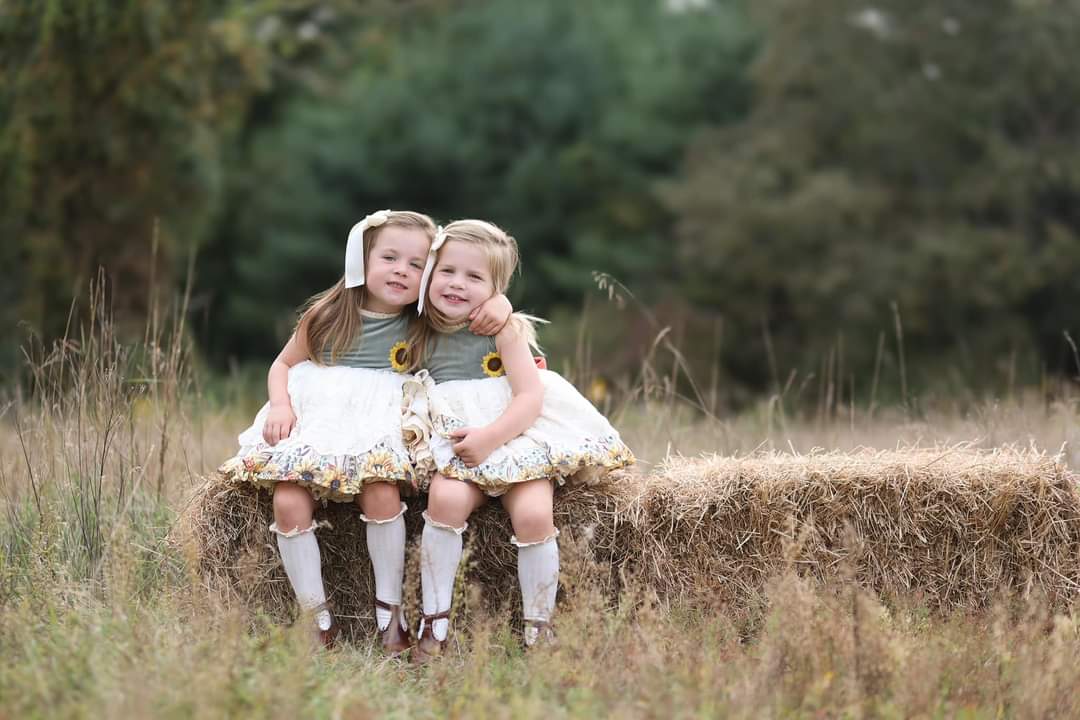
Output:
left=458, top=475, right=645, bottom=616
left=638, top=446, right=1080, bottom=610
left=175, top=446, right=1080, bottom=631
left=172, top=475, right=645, bottom=639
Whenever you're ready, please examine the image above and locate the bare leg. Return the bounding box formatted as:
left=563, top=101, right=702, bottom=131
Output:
left=358, top=481, right=402, bottom=521
left=500, top=479, right=556, bottom=544
left=427, top=474, right=486, bottom=528
left=272, top=481, right=316, bottom=534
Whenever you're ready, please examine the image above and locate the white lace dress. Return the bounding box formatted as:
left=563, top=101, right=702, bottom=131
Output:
left=402, top=327, right=634, bottom=496
left=218, top=311, right=417, bottom=502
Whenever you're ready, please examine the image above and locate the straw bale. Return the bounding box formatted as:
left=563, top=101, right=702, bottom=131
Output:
left=638, top=446, right=1080, bottom=610
left=175, top=446, right=1080, bottom=633
left=171, top=475, right=644, bottom=639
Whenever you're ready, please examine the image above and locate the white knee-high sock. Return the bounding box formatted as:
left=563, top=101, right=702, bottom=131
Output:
left=362, top=502, right=408, bottom=631
left=515, top=532, right=560, bottom=645
left=420, top=513, right=466, bottom=641
left=272, top=522, right=331, bottom=631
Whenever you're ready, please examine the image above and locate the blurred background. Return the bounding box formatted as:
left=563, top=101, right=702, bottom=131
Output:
left=4, top=0, right=1080, bottom=410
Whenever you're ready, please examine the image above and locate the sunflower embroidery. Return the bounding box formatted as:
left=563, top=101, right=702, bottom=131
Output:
left=389, top=341, right=410, bottom=372
left=362, top=450, right=396, bottom=478
left=481, top=351, right=505, bottom=378
left=292, top=459, right=319, bottom=484
left=322, top=466, right=345, bottom=492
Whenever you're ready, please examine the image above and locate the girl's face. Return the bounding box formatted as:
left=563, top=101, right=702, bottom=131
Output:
left=363, top=226, right=430, bottom=314
left=427, top=240, right=496, bottom=322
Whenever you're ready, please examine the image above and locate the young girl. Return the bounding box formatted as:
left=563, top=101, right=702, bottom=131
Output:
left=218, top=210, right=510, bottom=651
left=401, top=219, right=635, bottom=662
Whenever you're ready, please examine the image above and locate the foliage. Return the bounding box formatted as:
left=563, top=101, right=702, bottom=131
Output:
left=1, top=1, right=242, bottom=371
left=198, top=0, right=754, bottom=359
left=8, top=0, right=1080, bottom=401
left=664, top=0, right=1080, bottom=394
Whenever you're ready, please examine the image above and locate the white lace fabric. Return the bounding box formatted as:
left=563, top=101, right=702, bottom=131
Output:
left=220, top=362, right=418, bottom=501
left=401, top=369, right=634, bottom=495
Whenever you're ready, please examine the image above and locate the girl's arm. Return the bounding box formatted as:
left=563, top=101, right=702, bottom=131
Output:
left=450, top=321, right=544, bottom=467
left=263, top=329, right=310, bottom=445
left=468, top=293, right=512, bottom=336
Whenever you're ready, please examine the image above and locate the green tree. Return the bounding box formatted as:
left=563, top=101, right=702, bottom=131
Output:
left=1, top=0, right=413, bottom=380
left=665, top=0, right=1080, bottom=396
left=1, top=0, right=258, bottom=379
left=198, top=0, right=755, bottom=361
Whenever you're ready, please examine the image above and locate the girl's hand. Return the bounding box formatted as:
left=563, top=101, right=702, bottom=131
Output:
left=263, top=403, right=297, bottom=446
left=449, top=426, right=498, bottom=467
left=469, top=294, right=512, bottom=336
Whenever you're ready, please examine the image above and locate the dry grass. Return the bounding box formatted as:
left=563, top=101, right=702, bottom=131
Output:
left=10, top=286, right=1080, bottom=717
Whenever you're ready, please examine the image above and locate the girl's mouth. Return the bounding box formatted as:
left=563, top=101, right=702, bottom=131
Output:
left=387, top=281, right=408, bottom=291
left=442, top=294, right=466, bottom=304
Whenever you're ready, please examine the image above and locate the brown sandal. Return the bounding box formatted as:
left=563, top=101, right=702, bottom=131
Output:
left=374, top=598, right=413, bottom=656
left=311, top=602, right=340, bottom=650
left=410, top=610, right=451, bottom=665
left=523, top=619, right=556, bottom=649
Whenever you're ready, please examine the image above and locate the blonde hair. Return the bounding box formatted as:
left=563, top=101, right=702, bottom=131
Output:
left=408, top=219, right=542, bottom=370
left=299, top=210, right=437, bottom=364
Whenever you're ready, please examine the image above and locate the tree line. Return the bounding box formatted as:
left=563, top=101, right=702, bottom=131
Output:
left=5, top=0, right=1079, bottom=403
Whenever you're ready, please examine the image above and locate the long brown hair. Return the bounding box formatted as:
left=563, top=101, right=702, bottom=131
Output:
left=299, top=210, right=437, bottom=364
left=407, top=218, right=540, bottom=371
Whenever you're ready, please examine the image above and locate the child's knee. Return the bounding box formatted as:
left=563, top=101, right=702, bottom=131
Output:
left=272, top=482, right=314, bottom=531
left=428, top=477, right=480, bottom=525
left=359, top=482, right=403, bottom=522
left=510, top=505, right=555, bottom=544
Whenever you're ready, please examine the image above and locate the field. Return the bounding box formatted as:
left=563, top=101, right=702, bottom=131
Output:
left=5, top=316, right=1080, bottom=719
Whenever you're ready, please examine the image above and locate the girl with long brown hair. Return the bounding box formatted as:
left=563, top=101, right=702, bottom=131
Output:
left=219, top=210, right=511, bottom=652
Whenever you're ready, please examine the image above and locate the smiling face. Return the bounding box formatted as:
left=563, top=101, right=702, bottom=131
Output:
left=426, top=240, right=497, bottom=322
left=362, top=225, right=431, bottom=314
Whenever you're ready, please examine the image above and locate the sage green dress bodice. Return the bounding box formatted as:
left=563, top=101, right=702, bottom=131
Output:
left=423, top=327, right=502, bottom=382
left=320, top=310, right=410, bottom=371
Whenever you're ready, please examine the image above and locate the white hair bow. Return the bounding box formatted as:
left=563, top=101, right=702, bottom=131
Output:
left=417, top=225, right=448, bottom=315
left=344, top=209, right=391, bottom=288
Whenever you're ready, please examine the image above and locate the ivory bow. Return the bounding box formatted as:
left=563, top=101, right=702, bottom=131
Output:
left=417, top=225, right=448, bottom=314
left=344, top=209, right=391, bottom=288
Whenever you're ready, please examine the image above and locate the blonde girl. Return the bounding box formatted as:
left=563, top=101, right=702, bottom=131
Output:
left=219, top=210, right=510, bottom=651
left=402, top=219, right=634, bottom=662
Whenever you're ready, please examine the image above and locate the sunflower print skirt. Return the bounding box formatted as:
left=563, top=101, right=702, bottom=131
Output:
left=401, top=369, right=635, bottom=496
left=218, top=362, right=417, bottom=502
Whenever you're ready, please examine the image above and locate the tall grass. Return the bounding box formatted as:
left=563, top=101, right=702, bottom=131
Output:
left=4, top=278, right=1080, bottom=717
